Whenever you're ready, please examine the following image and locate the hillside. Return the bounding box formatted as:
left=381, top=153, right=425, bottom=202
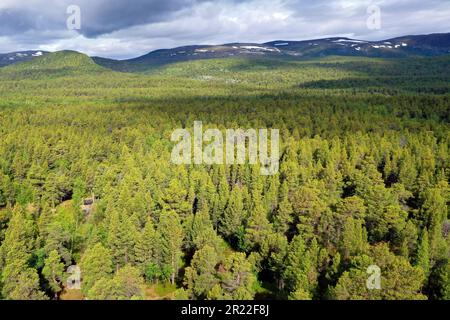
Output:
left=92, top=33, right=450, bottom=72
left=0, top=51, right=108, bottom=79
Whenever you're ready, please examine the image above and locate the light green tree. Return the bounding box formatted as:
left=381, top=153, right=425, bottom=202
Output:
left=87, top=265, right=145, bottom=300
left=80, top=243, right=113, bottom=296
left=42, top=250, right=65, bottom=299
left=158, top=209, right=184, bottom=284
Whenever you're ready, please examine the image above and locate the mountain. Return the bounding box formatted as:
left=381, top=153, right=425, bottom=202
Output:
left=0, top=51, right=107, bottom=79
left=92, top=33, right=450, bottom=72
left=265, top=33, right=450, bottom=58
left=0, top=50, right=48, bottom=67
left=0, top=33, right=449, bottom=74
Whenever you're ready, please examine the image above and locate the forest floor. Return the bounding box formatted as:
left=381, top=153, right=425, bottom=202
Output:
left=59, top=288, right=84, bottom=300
left=145, top=283, right=177, bottom=300
left=59, top=283, right=177, bottom=300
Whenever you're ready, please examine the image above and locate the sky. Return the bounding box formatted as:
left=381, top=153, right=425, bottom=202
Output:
left=1, top=0, right=449, bottom=59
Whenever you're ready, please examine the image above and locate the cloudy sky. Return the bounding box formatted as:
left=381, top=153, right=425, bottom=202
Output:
left=1, top=0, right=449, bottom=59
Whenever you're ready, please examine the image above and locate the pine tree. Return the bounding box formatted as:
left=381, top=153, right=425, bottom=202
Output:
left=107, top=210, right=137, bottom=270
left=72, top=177, right=86, bottom=211
left=163, top=178, right=191, bottom=219
left=0, top=173, right=14, bottom=207
left=336, top=196, right=366, bottom=221
left=244, top=196, right=273, bottom=251
left=43, top=206, right=77, bottom=266
left=332, top=244, right=427, bottom=300
left=158, top=209, right=184, bottom=284
left=0, top=206, right=45, bottom=299
left=6, top=268, right=47, bottom=300
left=184, top=245, right=219, bottom=299
left=0, top=206, right=35, bottom=269
left=220, top=186, right=246, bottom=244
left=264, top=175, right=280, bottom=216
left=80, top=243, right=113, bottom=296
left=87, top=265, right=144, bottom=300
left=219, top=252, right=257, bottom=300
left=207, top=284, right=225, bottom=300
left=340, top=217, right=368, bottom=260
left=112, top=264, right=145, bottom=299
left=189, top=202, right=220, bottom=251
left=273, top=181, right=293, bottom=234
left=415, top=228, right=430, bottom=277
left=42, top=250, right=65, bottom=299
left=420, top=187, right=448, bottom=260
left=444, top=263, right=450, bottom=300
left=291, top=185, right=327, bottom=241
left=283, top=235, right=318, bottom=297
left=398, top=153, right=418, bottom=191
left=211, top=166, right=230, bottom=230
left=135, top=217, right=160, bottom=274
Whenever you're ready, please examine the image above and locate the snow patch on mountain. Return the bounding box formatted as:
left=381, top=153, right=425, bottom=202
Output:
left=240, top=46, right=280, bottom=52
left=333, top=39, right=368, bottom=44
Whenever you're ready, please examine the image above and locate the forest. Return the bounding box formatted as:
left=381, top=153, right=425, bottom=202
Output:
left=0, top=52, right=448, bottom=300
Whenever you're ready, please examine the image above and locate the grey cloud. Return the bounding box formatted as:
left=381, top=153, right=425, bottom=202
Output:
left=0, top=0, right=244, bottom=37
left=0, top=0, right=449, bottom=58
left=74, top=0, right=213, bottom=37
left=0, top=8, right=54, bottom=36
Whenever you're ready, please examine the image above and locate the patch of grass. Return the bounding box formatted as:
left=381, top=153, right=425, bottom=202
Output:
left=145, top=283, right=177, bottom=300
left=59, top=289, right=84, bottom=300
left=155, top=282, right=177, bottom=296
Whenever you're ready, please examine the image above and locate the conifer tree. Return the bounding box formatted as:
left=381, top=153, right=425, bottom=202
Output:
left=283, top=235, right=318, bottom=298
left=107, top=210, right=137, bottom=270
left=87, top=265, right=144, bottom=300
left=158, top=209, right=184, bottom=284
left=211, top=166, right=230, bottom=230
left=420, top=187, right=448, bottom=260
left=218, top=252, right=257, bottom=300
left=244, top=197, right=273, bottom=251
left=415, top=228, right=430, bottom=277
left=6, top=268, right=47, bottom=300
left=42, top=250, right=65, bottom=299
left=184, top=245, right=219, bottom=299
left=273, top=181, right=293, bottom=234
left=189, top=202, right=220, bottom=251
left=340, top=217, right=368, bottom=260
left=219, top=187, right=246, bottom=245
left=0, top=206, right=45, bottom=300
left=80, top=243, right=113, bottom=296
left=135, top=217, right=160, bottom=275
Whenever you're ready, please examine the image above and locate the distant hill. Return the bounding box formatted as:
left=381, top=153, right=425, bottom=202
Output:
left=0, top=51, right=108, bottom=79
left=0, top=51, right=48, bottom=67
left=0, top=33, right=449, bottom=74
left=92, top=33, right=450, bottom=72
